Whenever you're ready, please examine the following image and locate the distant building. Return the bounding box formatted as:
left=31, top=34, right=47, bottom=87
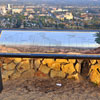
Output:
left=39, top=13, right=50, bottom=17
left=13, top=5, right=24, bottom=9
left=28, top=14, right=34, bottom=20
left=56, top=12, right=73, bottom=20
left=26, top=8, right=34, bottom=13
left=12, top=8, right=23, bottom=14
left=0, top=5, right=7, bottom=15
left=64, top=13, right=73, bottom=20
left=7, top=4, right=12, bottom=10
left=56, top=15, right=64, bottom=20
left=24, top=12, right=28, bottom=16
left=51, top=8, right=68, bottom=13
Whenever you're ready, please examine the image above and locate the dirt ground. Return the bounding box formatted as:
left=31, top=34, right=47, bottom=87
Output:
left=0, top=77, right=100, bottom=100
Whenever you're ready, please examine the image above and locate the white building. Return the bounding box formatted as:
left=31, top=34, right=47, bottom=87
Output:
left=7, top=4, right=12, bottom=10
left=12, top=8, right=23, bottom=14
left=0, top=5, right=7, bottom=15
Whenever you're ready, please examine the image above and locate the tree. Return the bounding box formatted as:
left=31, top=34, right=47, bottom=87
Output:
left=95, top=32, right=100, bottom=44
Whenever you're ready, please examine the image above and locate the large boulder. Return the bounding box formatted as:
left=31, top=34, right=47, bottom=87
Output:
left=61, top=63, right=75, bottom=75
left=89, top=70, right=100, bottom=85
left=17, top=61, right=30, bottom=74
left=50, top=62, right=61, bottom=71
left=39, top=64, right=50, bottom=75
left=42, top=59, right=55, bottom=66
left=89, top=64, right=100, bottom=85
left=21, top=69, right=35, bottom=79
left=50, top=70, right=66, bottom=78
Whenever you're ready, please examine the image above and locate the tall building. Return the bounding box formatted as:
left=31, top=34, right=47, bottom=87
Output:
left=7, top=4, right=12, bottom=10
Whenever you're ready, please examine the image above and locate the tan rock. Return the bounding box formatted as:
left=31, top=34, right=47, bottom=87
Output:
left=67, top=73, right=83, bottom=82
left=88, top=64, right=100, bottom=85
left=89, top=70, right=100, bottom=85
left=50, top=62, right=61, bottom=71
left=11, top=71, right=21, bottom=79
left=4, top=58, right=13, bottom=64
left=3, top=62, right=16, bottom=70
left=21, top=69, right=35, bottom=79
left=97, top=60, right=100, bottom=64
left=14, top=58, right=22, bottom=64
left=61, top=63, right=75, bottom=75
left=50, top=70, right=66, bottom=78
left=21, top=58, right=30, bottom=62
left=68, top=59, right=76, bottom=63
left=39, top=64, right=50, bottom=74
left=0, top=61, right=2, bottom=67
left=90, top=60, right=97, bottom=65
left=17, top=61, right=30, bottom=74
left=42, top=59, right=55, bottom=66
left=2, top=70, right=14, bottom=82
left=34, top=70, right=49, bottom=78
left=89, top=64, right=100, bottom=73
left=34, top=59, right=42, bottom=70
left=75, top=63, right=81, bottom=73
left=56, top=59, right=69, bottom=63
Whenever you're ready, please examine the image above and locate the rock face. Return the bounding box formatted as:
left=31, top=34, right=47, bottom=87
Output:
left=0, top=57, right=100, bottom=85
left=89, top=63, right=100, bottom=85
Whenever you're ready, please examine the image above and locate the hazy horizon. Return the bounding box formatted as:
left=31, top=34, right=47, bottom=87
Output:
left=0, top=0, right=100, bottom=6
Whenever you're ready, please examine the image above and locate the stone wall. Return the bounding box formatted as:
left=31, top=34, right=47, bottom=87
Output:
left=0, top=57, right=100, bottom=85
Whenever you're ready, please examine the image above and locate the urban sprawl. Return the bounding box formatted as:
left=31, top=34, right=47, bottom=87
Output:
left=0, top=4, right=100, bottom=30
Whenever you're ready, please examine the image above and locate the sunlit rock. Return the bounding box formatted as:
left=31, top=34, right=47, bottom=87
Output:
left=97, top=60, right=100, bottom=64
left=2, top=70, right=14, bottom=82
left=42, top=59, right=55, bottom=66
left=89, top=69, right=100, bottom=85
left=3, top=62, right=16, bottom=70
left=90, top=60, right=97, bottom=65
left=61, top=63, right=75, bottom=75
left=50, top=62, right=61, bottom=71
left=39, top=64, right=50, bottom=75
left=34, top=59, right=42, bottom=71
left=56, top=59, right=69, bottom=64
left=75, top=63, right=81, bottom=73
left=68, top=59, right=76, bottom=64
left=14, top=58, right=22, bottom=64
left=17, top=61, right=30, bottom=74
left=89, top=64, right=100, bottom=85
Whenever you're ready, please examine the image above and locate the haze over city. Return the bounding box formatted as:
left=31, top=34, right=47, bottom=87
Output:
left=0, top=0, right=100, bottom=6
